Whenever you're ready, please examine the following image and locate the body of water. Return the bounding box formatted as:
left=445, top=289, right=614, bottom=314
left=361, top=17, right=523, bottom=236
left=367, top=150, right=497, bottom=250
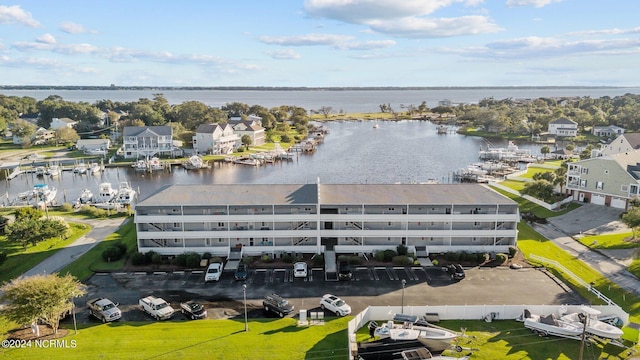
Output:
left=0, top=121, right=545, bottom=204
left=2, top=87, right=639, bottom=113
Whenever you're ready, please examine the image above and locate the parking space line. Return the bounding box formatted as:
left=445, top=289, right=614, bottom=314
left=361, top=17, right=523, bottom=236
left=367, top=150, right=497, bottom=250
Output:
left=373, top=267, right=385, bottom=281
left=386, top=267, right=398, bottom=280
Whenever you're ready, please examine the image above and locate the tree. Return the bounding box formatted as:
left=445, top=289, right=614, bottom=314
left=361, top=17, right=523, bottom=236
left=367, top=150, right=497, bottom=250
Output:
left=6, top=213, right=69, bottom=249
left=553, top=166, right=567, bottom=193
left=55, top=127, right=80, bottom=145
left=1, top=273, right=86, bottom=334
left=318, top=106, right=333, bottom=119
left=622, top=207, right=640, bottom=239
left=540, top=145, right=551, bottom=159
left=241, top=135, right=252, bottom=150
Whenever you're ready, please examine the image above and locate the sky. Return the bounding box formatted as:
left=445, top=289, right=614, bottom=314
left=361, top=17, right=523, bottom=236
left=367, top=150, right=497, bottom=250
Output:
left=0, top=0, right=639, bottom=87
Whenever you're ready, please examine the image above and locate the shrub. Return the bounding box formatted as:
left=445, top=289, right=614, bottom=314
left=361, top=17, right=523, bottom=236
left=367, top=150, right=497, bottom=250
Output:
left=508, top=246, right=518, bottom=258
left=477, top=253, right=489, bottom=263
left=383, top=249, right=397, bottom=262
left=495, top=253, right=508, bottom=264
left=185, top=252, right=202, bottom=267
left=282, top=253, right=293, bottom=263
left=102, top=245, right=124, bottom=262
left=151, top=253, right=163, bottom=264
left=261, top=254, right=273, bottom=263
left=59, top=203, right=74, bottom=212
left=312, top=254, right=324, bottom=266
left=431, top=259, right=439, bottom=266
left=374, top=251, right=385, bottom=262
left=396, top=244, right=408, bottom=256
left=202, top=252, right=212, bottom=260
left=348, top=255, right=362, bottom=265
left=0, top=252, right=6, bottom=265
left=445, top=252, right=460, bottom=261
left=392, top=255, right=413, bottom=265
left=241, top=256, right=253, bottom=265
left=175, top=253, right=188, bottom=267
left=131, top=252, right=147, bottom=266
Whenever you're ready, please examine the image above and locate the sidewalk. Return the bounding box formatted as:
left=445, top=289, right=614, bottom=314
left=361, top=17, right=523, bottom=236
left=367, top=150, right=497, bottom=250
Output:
left=529, top=204, right=640, bottom=299
left=21, top=217, right=129, bottom=277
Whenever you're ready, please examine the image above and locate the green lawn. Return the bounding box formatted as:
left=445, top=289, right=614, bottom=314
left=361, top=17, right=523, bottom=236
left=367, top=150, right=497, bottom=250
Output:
left=0, top=317, right=349, bottom=360
left=0, top=222, right=91, bottom=284
left=577, top=232, right=638, bottom=250
left=490, top=186, right=581, bottom=218
left=59, top=219, right=135, bottom=281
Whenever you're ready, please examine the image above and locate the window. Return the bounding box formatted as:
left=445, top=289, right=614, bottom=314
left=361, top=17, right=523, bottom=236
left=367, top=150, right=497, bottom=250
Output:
left=581, top=168, right=589, bottom=174
left=580, top=179, right=587, bottom=187
left=630, top=184, right=639, bottom=194
left=621, top=185, right=629, bottom=192
left=596, top=181, right=604, bottom=190
left=218, top=222, right=224, bottom=227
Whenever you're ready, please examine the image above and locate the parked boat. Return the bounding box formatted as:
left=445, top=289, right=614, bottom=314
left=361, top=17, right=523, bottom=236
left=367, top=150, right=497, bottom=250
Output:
left=35, top=166, right=45, bottom=177
left=183, top=155, right=208, bottom=170
left=437, top=125, right=447, bottom=134
left=98, top=182, right=117, bottom=202
left=78, top=188, right=94, bottom=204
left=33, top=183, right=57, bottom=206
left=522, top=309, right=583, bottom=339
left=401, top=347, right=469, bottom=360
left=115, top=182, right=137, bottom=204
left=45, top=163, right=60, bottom=177
left=89, top=162, right=101, bottom=174
left=561, top=306, right=624, bottom=340
left=93, top=202, right=120, bottom=210
left=133, top=159, right=148, bottom=172
left=373, top=122, right=379, bottom=129
left=148, top=157, right=163, bottom=171
left=373, top=314, right=459, bottom=353
left=73, top=162, right=88, bottom=174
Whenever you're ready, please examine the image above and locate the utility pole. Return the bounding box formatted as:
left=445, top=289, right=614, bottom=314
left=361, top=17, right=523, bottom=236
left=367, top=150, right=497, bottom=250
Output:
left=578, top=313, right=587, bottom=360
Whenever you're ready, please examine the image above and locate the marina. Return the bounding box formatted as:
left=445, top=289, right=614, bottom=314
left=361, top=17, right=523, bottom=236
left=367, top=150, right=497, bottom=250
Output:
left=0, top=120, right=547, bottom=208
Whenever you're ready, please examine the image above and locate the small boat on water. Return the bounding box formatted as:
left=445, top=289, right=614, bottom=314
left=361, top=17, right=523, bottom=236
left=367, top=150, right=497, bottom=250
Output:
left=89, top=162, right=101, bottom=174
left=148, top=157, right=163, bottom=171
left=35, top=166, right=45, bottom=177
left=183, top=155, right=208, bottom=170
left=560, top=306, right=624, bottom=340
left=373, top=122, right=379, bottom=129
left=98, top=182, right=117, bottom=202
left=133, top=159, right=148, bottom=172
left=73, top=162, right=88, bottom=174
left=45, top=163, right=60, bottom=177
left=33, top=183, right=57, bottom=206
left=115, top=182, right=137, bottom=205
left=78, top=188, right=94, bottom=204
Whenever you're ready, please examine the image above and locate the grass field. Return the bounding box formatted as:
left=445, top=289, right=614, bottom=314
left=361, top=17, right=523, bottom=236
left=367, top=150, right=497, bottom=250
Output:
left=577, top=232, right=638, bottom=250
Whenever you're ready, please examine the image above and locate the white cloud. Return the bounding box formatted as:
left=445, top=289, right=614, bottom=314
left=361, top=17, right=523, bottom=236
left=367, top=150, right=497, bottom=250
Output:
left=369, top=15, right=502, bottom=38
left=259, top=33, right=354, bottom=46
left=59, top=21, right=92, bottom=34
left=264, top=49, right=302, bottom=59
left=569, top=27, right=640, bottom=37
left=0, top=5, right=40, bottom=27
left=304, top=0, right=467, bottom=23
left=13, top=40, right=98, bottom=54
left=505, top=0, right=561, bottom=8
left=36, top=33, right=56, bottom=44
left=335, top=39, right=396, bottom=50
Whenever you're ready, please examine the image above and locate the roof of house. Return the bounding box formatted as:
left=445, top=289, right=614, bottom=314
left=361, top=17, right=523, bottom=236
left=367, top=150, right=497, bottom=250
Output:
left=196, top=123, right=232, bottom=134
left=136, top=183, right=515, bottom=207
left=122, top=126, right=172, bottom=137
left=54, top=117, right=77, bottom=124
left=620, top=133, right=640, bottom=149
left=550, top=117, right=577, bottom=125
left=77, top=139, right=110, bottom=145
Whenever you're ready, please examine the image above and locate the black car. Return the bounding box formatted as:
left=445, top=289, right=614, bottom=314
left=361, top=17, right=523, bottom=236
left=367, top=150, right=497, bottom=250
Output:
left=338, top=261, right=352, bottom=281
left=180, top=301, right=207, bottom=320
left=263, top=293, right=294, bottom=318
left=446, top=264, right=465, bottom=281
left=234, top=263, right=248, bottom=281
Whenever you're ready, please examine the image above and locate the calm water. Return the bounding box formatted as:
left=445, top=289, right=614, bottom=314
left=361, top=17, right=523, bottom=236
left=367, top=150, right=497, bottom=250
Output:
left=0, top=121, right=543, bottom=203
left=2, top=87, right=639, bottom=113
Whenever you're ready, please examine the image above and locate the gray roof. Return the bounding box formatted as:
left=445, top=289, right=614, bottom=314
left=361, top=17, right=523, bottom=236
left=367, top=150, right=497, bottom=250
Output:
left=137, top=183, right=515, bottom=207
left=550, top=117, right=577, bottom=125
left=622, top=133, right=640, bottom=149
left=123, top=126, right=172, bottom=137
left=196, top=124, right=220, bottom=134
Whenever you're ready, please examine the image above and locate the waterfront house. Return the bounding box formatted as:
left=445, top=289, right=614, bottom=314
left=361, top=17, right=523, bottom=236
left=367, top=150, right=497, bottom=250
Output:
left=599, top=133, right=640, bottom=156
left=76, top=139, right=111, bottom=153
left=134, top=183, right=519, bottom=258
left=548, top=117, right=578, bottom=137
left=592, top=125, right=625, bottom=137
left=13, top=127, right=54, bottom=145
left=229, top=116, right=265, bottom=146
left=50, top=117, right=78, bottom=130
left=193, top=123, right=240, bottom=155
left=566, top=149, right=640, bottom=209
left=122, top=126, right=173, bottom=159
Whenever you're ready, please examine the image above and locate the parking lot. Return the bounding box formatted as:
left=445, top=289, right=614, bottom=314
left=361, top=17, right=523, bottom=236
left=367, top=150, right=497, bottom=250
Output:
left=72, top=264, right=585, bottom=325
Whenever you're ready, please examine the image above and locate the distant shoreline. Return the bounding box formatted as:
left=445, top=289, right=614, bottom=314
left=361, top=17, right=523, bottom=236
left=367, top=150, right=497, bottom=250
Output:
left=0, top=85, right=633, bottom=91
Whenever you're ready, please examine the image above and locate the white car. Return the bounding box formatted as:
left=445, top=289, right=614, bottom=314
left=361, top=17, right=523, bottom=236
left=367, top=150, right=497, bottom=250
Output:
left=293, top=262, right=308, bottom=278
left=320, top=294, right=351, bottom=316
left=204, top=262, right=223, bottom=282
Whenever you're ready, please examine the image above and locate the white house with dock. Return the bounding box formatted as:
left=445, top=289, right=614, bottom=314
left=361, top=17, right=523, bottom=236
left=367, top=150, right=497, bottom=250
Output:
left=134, top=183, right=519, bottom=258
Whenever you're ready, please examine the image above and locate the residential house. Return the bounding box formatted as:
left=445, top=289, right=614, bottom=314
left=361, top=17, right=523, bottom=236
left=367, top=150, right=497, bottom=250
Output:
left=566, top=150, right=640, bottom=209
left=193, top=123, right=240, bottom=155
left=229, top=117, right=265, bottom=146
left=134, top=183, right=519, bottom=257
left=592, top=125, right=625, bottom=137
left=13, top=127, right=54, bottom=145
left=599, top=133, right=640, bottom=156
left=122, top=126, right=173, bottom=159
left=50, top=117, right=78, bottom=130
left=548, top=117, right=578, bottom=137
left=76, top=139, right=111, bottom=152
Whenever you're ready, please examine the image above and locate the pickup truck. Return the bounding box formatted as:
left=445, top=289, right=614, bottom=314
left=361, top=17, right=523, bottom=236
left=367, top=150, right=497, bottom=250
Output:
left=139, top=296, right=175, bottom=320
left=86, top=297, right=122, bottom=323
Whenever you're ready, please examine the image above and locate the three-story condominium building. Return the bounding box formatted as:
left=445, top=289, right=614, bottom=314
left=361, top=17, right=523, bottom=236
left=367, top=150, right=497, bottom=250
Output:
left=134, top=183, right=520, bottom=257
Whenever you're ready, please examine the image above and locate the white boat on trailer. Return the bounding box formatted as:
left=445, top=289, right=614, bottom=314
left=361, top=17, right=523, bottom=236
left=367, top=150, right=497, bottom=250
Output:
left=401, top=347, right=469, bottom=360
left=373, top=314, right=459, bottom=354
left=522, top=309, right=583, bottom=339
left=561, top=306, right=624, bottom=340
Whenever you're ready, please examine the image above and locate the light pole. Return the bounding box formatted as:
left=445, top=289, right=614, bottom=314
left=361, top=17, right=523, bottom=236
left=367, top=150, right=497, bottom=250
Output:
left=401, top=279, right=406, bottom=314
left=242, top=283, right=248, bottom=332
left=71, top=294, right=77, bottom=335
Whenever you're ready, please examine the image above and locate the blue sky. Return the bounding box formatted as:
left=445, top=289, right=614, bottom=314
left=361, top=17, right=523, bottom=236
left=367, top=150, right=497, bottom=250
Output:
left=1, top=0, right=639, bottom=87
